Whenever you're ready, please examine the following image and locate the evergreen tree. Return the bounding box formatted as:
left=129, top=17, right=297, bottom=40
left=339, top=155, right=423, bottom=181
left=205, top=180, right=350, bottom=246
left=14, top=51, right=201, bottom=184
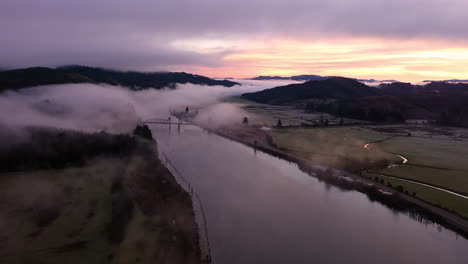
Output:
left=277, top=119, right=283, bottom=128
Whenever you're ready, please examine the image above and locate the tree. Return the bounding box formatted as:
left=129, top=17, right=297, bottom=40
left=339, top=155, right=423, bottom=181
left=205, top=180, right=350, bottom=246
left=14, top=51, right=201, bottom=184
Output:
left=133, top=124, right=153, bottom=140
left=242, top=117, right=249, bottom=124
left=277, top=119, right=283, bottom=128
left=185, top=106, right=189, bottom=113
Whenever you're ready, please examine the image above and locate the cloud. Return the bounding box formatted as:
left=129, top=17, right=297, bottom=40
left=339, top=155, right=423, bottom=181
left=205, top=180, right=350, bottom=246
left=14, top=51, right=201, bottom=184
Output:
left=0, top=79, right=290, bottom=139
left=1, top=0, right=467, bottom=72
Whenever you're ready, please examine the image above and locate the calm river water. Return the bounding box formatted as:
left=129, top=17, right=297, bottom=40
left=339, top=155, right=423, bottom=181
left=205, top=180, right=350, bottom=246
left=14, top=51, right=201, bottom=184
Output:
left=151, top=124, right=468, bottom=264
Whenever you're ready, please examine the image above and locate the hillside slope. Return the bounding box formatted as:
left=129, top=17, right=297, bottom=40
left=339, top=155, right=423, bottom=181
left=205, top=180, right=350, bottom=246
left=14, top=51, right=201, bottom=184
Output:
left=0, top=67, right=91, bottom=91
left=242, top=77, right=381, bottom=104
left=60, top=65, right=239, bottom=89
left=0, top=66, right=239, bottom=92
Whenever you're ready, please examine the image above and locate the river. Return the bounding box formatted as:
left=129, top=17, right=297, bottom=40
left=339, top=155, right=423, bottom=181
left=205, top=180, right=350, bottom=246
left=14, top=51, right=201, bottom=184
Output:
left=151, top=124, right=468, bottom=264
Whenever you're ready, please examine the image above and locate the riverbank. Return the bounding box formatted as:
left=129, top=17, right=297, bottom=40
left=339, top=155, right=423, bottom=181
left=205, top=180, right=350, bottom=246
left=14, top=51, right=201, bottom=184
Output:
left=202, top=124, right=468, bottom=238
left=0, top=129, right=201, bottom=264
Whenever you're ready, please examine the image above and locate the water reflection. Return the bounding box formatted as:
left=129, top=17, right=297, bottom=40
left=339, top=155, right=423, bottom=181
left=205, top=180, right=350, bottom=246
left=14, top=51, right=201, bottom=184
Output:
left=150, top=124, right=468, bottom=264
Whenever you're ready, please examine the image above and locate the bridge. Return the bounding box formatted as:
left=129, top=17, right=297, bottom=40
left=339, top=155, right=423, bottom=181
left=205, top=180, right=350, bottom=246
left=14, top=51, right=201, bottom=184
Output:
left=143, top=117, right=192, bottom=132
left=143, top=117, right=191, bottom=126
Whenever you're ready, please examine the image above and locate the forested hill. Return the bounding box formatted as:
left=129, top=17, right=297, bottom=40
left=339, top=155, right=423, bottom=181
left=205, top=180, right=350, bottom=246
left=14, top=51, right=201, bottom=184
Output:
left=59, top=66, right=239, bottom=89
left=242, top=77, right=381, bottom=104
left=0, top=67, right=92, bottom=91
left=0, top=65, right=239, bottom=92
left=242, top=77, right=468, bottom=105
left=241, top=77, right=468, bottom=126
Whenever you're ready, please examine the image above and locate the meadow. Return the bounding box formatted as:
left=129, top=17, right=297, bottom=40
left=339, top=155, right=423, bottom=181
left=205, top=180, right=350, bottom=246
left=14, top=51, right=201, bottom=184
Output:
left=227, top=97, right=358, bottom=127
left=240, top=99, right=468, bottom=219
left=0, top=133, right=200, bottom=264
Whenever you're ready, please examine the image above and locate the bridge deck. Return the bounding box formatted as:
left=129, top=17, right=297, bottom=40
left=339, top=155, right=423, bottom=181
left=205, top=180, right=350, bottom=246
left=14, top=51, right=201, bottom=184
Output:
left=144, top=117, right=191, bottom=125
left=144, top=121, right=191, bottom=125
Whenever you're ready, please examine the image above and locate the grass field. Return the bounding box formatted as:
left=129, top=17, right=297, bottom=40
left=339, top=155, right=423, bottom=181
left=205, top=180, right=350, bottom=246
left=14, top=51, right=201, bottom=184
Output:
left=270, top=127, right=400, bottom=168
left=0, top=158, right=122, bottom=263
left=0, top=142, right=200, bottom=264
left=377, top=135, right=468, bottom=195
left=240, top=99, right=468, bottom=219
left=227, top=97, right=361, bottom=127
left=369, top=176, right=468, bottom=219
left=264, top=124, right=468, bottom=219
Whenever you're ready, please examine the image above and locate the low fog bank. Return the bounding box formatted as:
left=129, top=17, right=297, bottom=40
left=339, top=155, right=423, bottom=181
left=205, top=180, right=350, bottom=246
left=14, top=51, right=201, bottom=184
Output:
left=194, top=103, right=251, bottom=128
left=0, top=79, right=297, bottom=147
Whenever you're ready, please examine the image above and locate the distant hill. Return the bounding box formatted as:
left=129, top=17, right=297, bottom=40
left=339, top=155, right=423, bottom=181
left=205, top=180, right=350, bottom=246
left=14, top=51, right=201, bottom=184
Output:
left=312, top=95, right=430, bottom=123
left=59, top=66, right=239, bottom=89
left=249, top=74, right=398, bottom=84
left=312, top=93, right=468, bottom=125
left=250, top=76, right=291, bottom=80
left=250, top=74, right=328, bottom=81
left=379, top=81, right=468, bottom=95
left=0, top=67, right=92, bottom=91
left=0, top=66, right=239, bottom=92
left=423, top=79, right=468, bottom=83
left=290, top=75, right=329, bottom=81
left=242, top=77, right=468, bottom=126
left=242, top=77, right=381, bottom=104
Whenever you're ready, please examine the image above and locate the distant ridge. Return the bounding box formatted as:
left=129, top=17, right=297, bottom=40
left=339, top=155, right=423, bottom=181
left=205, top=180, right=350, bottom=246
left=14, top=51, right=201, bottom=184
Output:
left=423, top=79, right=468, bottom=83
left=242, top=77, right=468, bottom=126
left=0, top=65, right=239, bottom=92
left=242, top=77, right=468, bottom=105
left=242, top=77, right=381, bottom=104
left=250, top=75, right=327, bottom=81
left=249, top=74, right=397, bottom=84
left=0, top=67, right=92, bottom=91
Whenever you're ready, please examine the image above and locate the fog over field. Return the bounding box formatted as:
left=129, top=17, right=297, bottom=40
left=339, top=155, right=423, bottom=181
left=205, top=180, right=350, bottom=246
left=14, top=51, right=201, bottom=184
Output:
left=0, top=80, right=296, bottom=147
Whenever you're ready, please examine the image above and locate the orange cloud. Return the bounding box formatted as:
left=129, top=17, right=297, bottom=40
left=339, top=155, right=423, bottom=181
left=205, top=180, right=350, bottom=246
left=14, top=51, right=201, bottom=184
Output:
left=190, top=37, right=468, bottom=82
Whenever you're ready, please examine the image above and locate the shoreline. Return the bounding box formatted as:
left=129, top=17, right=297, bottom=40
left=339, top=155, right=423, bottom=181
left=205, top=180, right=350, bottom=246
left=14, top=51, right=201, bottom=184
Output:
left=200, top=124, right=468, bottom=238
left=156, top=145, right=212, bottom=263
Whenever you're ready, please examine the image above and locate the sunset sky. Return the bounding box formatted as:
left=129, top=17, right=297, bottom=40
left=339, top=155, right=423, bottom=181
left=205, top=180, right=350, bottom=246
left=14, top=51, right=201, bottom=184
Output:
left=2, top=0, right=468, bottom=82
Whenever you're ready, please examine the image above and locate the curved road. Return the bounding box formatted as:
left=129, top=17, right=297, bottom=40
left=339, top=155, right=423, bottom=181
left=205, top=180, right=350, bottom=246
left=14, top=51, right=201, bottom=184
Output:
left=364, top=143, right=468, bottom=200
left=364, top=143, right=409, bottom=165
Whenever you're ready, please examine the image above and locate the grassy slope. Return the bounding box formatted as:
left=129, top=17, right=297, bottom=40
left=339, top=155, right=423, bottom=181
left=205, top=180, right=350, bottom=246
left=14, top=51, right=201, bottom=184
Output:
left=0, top=141, right=200, bottom=264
